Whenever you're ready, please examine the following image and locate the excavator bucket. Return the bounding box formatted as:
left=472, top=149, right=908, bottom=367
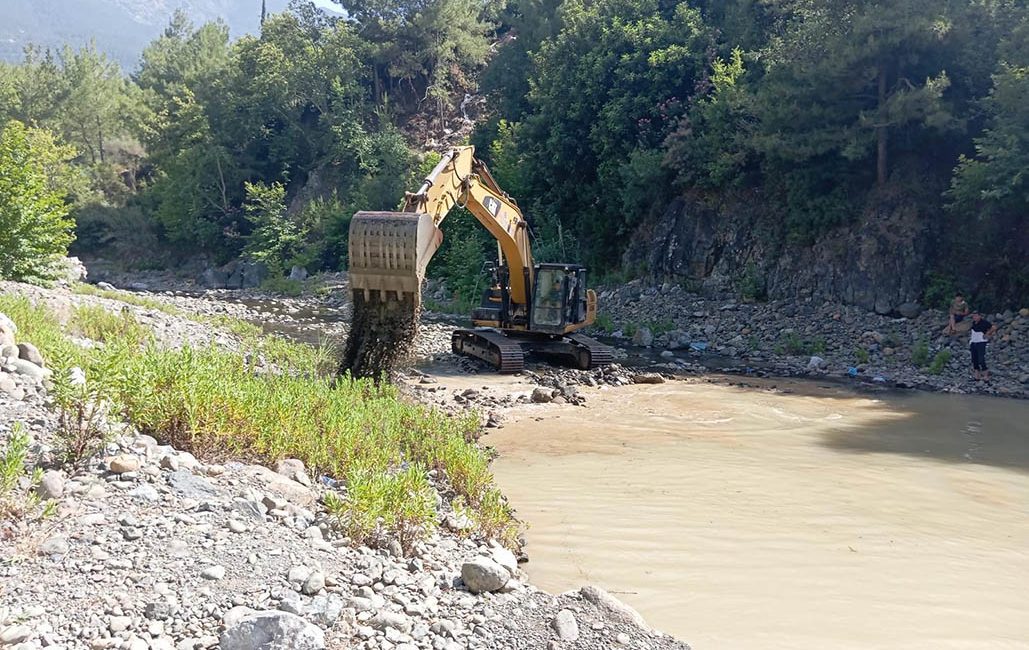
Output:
left=347, top=211, right=443, bottom=305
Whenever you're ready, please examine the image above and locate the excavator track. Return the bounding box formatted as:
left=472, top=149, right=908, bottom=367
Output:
left=567, top=333, right=614, bottom=369
left=452, top=329, right=525, bottom=373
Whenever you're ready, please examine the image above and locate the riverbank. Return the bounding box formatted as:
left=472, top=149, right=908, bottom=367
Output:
left=595, top=279, right=1029, bottom=398
left=0, top=281, right=688, bottom=650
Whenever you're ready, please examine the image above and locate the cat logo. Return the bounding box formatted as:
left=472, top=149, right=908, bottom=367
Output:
left=483, top=196, right=501, bottom=216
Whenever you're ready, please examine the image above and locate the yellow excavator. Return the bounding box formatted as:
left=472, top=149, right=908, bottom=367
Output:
left=346, top=145, right=612, bottom=372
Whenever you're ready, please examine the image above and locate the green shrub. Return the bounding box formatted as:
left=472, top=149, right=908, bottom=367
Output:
left=923, top=272, right=958, bottom=310
left=777, top=332, right=825, bottom=355
left=854, top=347, right=870, bottom=364
left=739, top=262, right=767, bottom=302
left=72, top=284, right=183, bottom=316
left=928, top=349, right=953, bottom=375
left=911, top=338, right=930, bottom=367
left=259, top=276, right=304, bottom=297
left=0, top=423, right=56, bottom=527
left=0, top=121, right=77, bottom=283
left=593, top=313, right=615, bottom=334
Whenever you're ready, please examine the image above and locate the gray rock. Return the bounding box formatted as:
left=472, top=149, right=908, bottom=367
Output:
left=289, top=266, right=308, bottom=281
left=0, top=625, right=32, bottom=645
left=96, top=282, right=117, bottom=291
left=301, top=571, right=325, bottom=595
left=145, top=602, right=174, bottom=620
left=460, top=558, right=509, bottom=594
left=0, top=312, right=16, bottom=336
left=579, top=585, right=650, bottom=630
left=219, top=611, right=325, bottom=650
left=0, top=344, right=17, bottom=359
left=8, top=357, right=49, bottom=380
left=306, top=595, right=343, bottom=627
left=274, top=458, right=312, bottom=486
left=201, top=565, right=226, bottom=580
left=550, top=609, right=579, bottom=642
left=35, top=470, right=65, bottom=499
left=39, top=535, right=70, bottom=556
left=223, top=606, right=256, bottom=628
left=897, top=302, right=922, bottom=319
left=632, top=373, right=665, bottom=384
left=0, top=373, right=19, bottom=397
left=531, top=387, right=554, bottom=404
left=16, top=342, right=44, bottom=366
left=632, top=326, right=654, bottom=347
left=167, top=470, right=217, bottom=497
left=277, top=591, right=304, bottom=615
left=369, top=611, right=412, bottom=633
left=129, top=484, right=161, bottom=502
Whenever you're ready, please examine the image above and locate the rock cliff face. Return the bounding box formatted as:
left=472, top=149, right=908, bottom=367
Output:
left=626, top=191, right=933, bottom=315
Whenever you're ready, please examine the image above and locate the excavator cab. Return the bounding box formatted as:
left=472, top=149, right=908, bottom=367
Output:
left=530, top=264, right=591, bottom=334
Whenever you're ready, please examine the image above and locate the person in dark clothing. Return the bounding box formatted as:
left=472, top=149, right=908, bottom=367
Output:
left=968, top=312, right=998, bottom=381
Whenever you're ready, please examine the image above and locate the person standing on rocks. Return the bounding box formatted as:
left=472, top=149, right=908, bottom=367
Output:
left=946, top=294, right=970, bottom=335
left=968, top=312, right=997, bottom=381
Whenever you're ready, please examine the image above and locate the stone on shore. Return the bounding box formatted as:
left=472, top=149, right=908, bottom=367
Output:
left=633, top=372, right=665, bottom=384
left=461, top=557, right=509, bottom=593
left=16, top=342, right=44, bottom=366
left=550, top=609, right=580, bottom=641
left=219, top=611, right=325, bottom=650
left=580, top=585, right=651, bottom=630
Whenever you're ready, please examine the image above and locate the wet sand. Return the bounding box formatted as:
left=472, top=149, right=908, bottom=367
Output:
left=485, top=379, right=1029, bottom=650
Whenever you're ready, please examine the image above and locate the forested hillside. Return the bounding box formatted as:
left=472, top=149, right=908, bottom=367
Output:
left=0, top=0, right=1026, bottom=309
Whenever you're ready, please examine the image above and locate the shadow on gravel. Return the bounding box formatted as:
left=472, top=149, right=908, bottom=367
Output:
left=820, top=391, right=1029, bottom=474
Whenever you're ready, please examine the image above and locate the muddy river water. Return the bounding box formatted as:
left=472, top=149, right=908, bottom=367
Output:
left=484, top=379, right=1029, bottom=650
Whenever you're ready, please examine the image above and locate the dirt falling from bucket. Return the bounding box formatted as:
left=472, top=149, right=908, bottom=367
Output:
left=340, top=290, right=420, bottom=380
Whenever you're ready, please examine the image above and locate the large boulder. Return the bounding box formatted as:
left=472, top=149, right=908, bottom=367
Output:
left=461, top=557, right=510, bottom=593
left=897, top=302, right=922, bottom=319
left=0, top=312, right=16, bottom=348
left=579, top=585, right=650, bottom=630
left=219, top=611, right=325, bottom=650
left=199, top=260, right=268, bottom=289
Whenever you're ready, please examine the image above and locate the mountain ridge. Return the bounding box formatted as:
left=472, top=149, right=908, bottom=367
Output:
left=0, top=0, right=341, bottom=70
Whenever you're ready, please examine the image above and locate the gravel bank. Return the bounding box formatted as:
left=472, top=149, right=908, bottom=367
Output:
left=0, top=281, right=691, bottom=650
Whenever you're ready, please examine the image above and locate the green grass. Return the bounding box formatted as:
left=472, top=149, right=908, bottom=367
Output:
left=0, top=290, right=517, bottom=550
left=1, top=423, right=55, bottom=527
left=72, top=283, right=184, bottom=316
left=776, top=332, right=826, bottom=356
left=70, top=305, right=153, bottom=346
left=259, top=276, right=304, bottom=297
left=593, top=313, right=615, bottom=334
left=911, top=338, right=930, bottom=367
left=927, top=349, right=952, bottom=375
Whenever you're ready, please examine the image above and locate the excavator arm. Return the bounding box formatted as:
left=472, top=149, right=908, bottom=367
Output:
left=349, top=146, right=533, bottom=307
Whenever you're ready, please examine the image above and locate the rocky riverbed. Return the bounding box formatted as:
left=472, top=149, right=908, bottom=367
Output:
left=0, top=280, right=689, bottom=650
left=595, top=279, right=1029, bottom=399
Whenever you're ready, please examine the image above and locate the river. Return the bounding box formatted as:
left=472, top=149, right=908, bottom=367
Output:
left=484, top=378, right=1029, bottom=650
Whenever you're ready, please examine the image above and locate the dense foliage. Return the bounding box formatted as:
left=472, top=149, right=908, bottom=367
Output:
left=0, top=120, right=77, bottom=282
left=474, top=0, right=1029, bottom=305
left=0, top=0, right=1026, bottom=305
